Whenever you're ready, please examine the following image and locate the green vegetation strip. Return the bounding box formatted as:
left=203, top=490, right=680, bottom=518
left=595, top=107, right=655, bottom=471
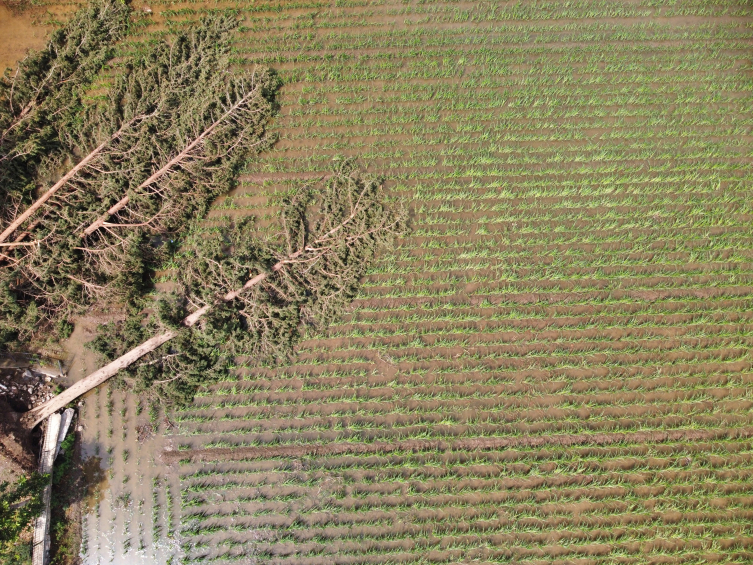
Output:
left=165, top=427, right=753, bottom=463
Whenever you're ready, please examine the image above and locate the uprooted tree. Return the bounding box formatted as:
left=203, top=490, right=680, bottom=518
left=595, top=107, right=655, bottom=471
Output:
left=0, top=5, right=404, bottom=485
left=0, top=5, right=280, bottom=348
left=21, top=161, right=406, bottom=428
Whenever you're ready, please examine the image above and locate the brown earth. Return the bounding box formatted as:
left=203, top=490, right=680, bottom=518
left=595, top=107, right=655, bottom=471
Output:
left=6, top=0, right=753, bottom=562
left=0, top=3, right=50, bottom=72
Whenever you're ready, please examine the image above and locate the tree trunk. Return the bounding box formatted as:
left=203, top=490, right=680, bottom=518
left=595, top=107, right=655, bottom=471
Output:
left=82, top=195, right=131, bottom=237
left=31, top=412, right=61, bottom=565
left=82, top=85, right=263, bottom=238
left=22, top=330, right=178, bottom=429
left=0, top=118, right=139, bottom=245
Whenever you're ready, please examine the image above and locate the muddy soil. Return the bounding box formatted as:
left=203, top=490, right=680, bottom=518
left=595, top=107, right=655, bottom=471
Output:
left=0, top=4, right=52, bottom=71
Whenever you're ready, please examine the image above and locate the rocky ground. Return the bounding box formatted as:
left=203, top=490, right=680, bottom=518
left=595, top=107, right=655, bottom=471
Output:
left=0, top=367, right=58, bottom=412
left=0, top=356, right=65, bottom=472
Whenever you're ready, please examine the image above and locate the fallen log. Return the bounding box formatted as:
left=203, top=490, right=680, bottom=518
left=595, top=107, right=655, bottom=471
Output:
left=31, top=413, right=60, bottom=565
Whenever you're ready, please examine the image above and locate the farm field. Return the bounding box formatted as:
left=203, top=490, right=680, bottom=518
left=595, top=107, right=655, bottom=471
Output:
left=67, top=0, right=753, bottom=564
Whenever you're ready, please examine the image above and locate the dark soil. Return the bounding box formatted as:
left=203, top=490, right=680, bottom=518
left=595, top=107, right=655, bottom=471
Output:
left=0, top=398, right=38, bottom=471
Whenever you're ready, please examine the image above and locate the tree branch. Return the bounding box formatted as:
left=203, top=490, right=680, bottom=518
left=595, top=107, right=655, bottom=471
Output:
left=0, top=114, right=147, bottom=245
left=81, top=81, right=263, bottom=238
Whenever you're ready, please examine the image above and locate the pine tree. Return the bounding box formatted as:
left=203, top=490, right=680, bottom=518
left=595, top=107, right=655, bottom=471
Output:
left=25, top=161, right=405, bottom=425
left=0, top=11, right=280, bottom=348
left=0, top=0, right=130, bottom=223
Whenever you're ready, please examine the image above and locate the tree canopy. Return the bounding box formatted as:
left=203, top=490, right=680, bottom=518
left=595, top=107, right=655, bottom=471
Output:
left=0, top=5, right=280, bottom=348
left=0, top=0, right=130, bottom=214
left=1, top=2, right=405, bottom=429
left=92, top=161, right=406, bottom=406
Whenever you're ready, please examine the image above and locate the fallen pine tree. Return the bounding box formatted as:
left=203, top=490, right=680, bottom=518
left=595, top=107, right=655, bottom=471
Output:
left=0, top=9, right=280, bottom=349
left=21, top=161, right=405, bottom=429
